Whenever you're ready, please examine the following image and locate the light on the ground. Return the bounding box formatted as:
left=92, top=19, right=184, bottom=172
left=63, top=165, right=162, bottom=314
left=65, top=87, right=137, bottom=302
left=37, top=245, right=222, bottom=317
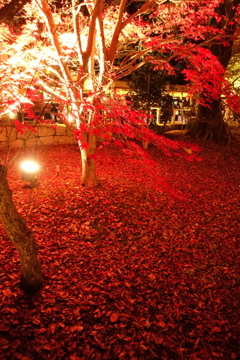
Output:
left=20, top=160, right=40, bottom=186
left=20, top=160, right=40, bottom=173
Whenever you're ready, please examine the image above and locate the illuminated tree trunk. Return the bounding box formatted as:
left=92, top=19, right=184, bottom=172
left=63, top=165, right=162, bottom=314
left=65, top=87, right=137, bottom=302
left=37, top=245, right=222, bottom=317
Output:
left=142, top=140, right=149, bottom=150
left=188, top=0, right=240, bottom=145
left=80, top=133, right=98, bottom=187
left=34, top=0, right=159, bottom=185
left=0, top=165, right=42, bottom=294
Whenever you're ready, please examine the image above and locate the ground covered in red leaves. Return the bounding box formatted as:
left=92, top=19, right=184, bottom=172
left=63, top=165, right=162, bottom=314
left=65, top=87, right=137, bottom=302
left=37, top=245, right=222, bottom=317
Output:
left=0, top=140, right=240, bottom=360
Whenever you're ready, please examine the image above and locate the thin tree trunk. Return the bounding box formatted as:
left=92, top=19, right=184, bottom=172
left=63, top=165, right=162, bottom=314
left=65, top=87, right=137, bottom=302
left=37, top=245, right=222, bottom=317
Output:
left=80, top=133, right=98, bottom=187
left=0, top=165, right=42, bottom=294
left=142, top=140, right=149, bottom=150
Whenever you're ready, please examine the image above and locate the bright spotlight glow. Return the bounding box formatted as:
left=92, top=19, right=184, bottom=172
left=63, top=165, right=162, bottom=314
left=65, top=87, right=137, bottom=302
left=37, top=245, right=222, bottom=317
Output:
left=20, top=160, right=40, bottom=173
left=67, top=113, right=74, bottom=123
left=8, top=111, right=15, bottom=119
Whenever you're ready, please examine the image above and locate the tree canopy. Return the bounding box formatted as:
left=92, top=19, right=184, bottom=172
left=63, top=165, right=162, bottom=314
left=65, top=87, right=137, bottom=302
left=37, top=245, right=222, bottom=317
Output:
left=0, top=0, right=240, bottom=165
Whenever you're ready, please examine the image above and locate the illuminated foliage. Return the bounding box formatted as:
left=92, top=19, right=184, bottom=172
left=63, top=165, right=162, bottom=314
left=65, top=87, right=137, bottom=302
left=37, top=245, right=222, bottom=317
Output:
left=0, top=0, right=240, bottom=294
left=1, top=1, right=238, bottom=181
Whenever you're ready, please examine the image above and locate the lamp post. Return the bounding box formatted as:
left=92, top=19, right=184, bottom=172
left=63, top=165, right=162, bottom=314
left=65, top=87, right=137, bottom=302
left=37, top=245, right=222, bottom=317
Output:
left=20, top=160, right=40, bottom=188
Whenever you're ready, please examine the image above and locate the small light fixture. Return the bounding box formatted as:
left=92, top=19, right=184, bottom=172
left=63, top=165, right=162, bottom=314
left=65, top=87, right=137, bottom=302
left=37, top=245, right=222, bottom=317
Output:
left=67, top=113, right=74, bottom=123
left=20, top=160, right=40, bottom=187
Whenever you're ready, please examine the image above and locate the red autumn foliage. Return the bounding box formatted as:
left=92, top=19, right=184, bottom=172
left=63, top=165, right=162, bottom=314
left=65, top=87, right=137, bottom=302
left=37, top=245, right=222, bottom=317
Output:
left=0, top=140, right=240, bottom=360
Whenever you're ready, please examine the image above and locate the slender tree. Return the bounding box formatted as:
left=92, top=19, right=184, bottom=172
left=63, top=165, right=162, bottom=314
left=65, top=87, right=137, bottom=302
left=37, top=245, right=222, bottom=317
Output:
left=127, top=63, right=172, bottom=116
left=127, top=63, right=174, bottom=135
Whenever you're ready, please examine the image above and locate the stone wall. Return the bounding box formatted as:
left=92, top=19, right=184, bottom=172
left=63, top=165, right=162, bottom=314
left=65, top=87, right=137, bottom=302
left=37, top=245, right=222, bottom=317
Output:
left=0, top=124, right=77, bottom=148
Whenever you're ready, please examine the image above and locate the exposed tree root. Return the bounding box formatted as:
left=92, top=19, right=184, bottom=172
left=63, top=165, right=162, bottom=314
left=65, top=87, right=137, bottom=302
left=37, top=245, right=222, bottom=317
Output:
left=186, top=118, right=232, bottom=146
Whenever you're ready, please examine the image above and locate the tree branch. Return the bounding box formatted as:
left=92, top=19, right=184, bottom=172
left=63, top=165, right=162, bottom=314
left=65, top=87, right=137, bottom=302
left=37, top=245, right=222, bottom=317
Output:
left=83, top=0, right=102, bottom=68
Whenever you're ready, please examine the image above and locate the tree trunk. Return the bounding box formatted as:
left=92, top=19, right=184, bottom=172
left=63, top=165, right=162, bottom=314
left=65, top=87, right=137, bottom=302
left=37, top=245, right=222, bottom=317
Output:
left=0, top=165, right=42, bottom=294
left=142, top=140, right=149, bottom=150
left=188, top=98, right=231, bottom=145
left=188, top=0, right=240, bottom=144
left=80, top=133, right=99, bottom=187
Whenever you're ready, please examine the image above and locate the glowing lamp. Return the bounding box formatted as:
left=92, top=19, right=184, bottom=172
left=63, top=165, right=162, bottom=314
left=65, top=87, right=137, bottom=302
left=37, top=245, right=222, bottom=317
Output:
left=20, top=160, right=40, bottom=186
left=67, top=113, right=74, bottom=123
left=8, top=111, right=16, bottom=119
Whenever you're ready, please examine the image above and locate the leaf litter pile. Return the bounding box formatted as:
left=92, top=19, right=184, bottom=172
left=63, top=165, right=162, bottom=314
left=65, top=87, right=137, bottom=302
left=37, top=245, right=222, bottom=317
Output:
left=0, top=141, right=240, bottom=360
